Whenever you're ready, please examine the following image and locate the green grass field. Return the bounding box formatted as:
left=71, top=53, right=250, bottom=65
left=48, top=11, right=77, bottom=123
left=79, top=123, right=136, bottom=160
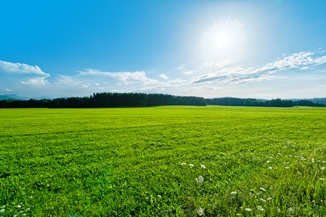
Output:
left=1, top=106, right=326, bottom=216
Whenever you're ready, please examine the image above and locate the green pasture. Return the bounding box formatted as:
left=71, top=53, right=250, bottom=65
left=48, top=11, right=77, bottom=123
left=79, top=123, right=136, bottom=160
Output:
left=0, top=106, right=326, bottom=216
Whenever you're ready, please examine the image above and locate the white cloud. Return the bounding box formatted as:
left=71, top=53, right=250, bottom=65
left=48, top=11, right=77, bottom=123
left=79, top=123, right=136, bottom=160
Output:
left=0, top=60, right=49, bottom=76
left=183, top=70, right=195, bottom=75
left=2, top=51, right=325, bottom=98
left=177, top=64, right=185, bottom=70
left=82, top=84, right=89, bottom=89
left=21, top=77, right=48, bottom=86
left=262, top=52, right=314, bottom=70
left=3, top=87, right=12, bottom=92
left=203, top=59, right=232, bottom=69
left=192, top=52, right=326, bottom=84
left=78, top=69, right=159, bottom=85
left=314, top=56, right=326, bottom=65
left=0, top=60, right=50, bottom=87
left=159, top=74, right=168, bottom=80
left=55, top=75, right=81, bottom=86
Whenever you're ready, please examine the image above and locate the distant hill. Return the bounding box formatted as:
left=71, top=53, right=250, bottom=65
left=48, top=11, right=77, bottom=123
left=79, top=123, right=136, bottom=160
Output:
left=0, top=94, right=29, bottom=100
left=291, top=98, right=326, bottom=105
left=310, top=98, right=326, bottom=105
left=0, top=94, right=52, bottom=100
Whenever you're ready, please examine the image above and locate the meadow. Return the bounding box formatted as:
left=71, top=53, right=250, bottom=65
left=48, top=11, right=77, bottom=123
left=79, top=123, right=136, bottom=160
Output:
left=0, top=106, right=326, bottom=216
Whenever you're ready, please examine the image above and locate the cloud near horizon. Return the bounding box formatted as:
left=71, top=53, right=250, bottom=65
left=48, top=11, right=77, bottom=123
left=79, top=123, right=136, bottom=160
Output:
left=0, top=60, right=50, bottom=87
left=1, top=50, right=326, bottom=98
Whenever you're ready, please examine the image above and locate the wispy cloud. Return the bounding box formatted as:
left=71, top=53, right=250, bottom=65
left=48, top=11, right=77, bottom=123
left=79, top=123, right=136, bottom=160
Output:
left=3, top=87, right=12, bottom=92
left=202, top=59, right=232, bottom=69
left=78, top=69, right=159, bottom=85
left=177, top=64, right=185, bottom=70
left=1, top=50, right=325, bottom=98
left=21, top=77, right=48, bottom=86
left=183, top=70, right=195, bottom=75
left=192, top=52, right=326, bottom=84
left=51, top=51, right=326, bottom=97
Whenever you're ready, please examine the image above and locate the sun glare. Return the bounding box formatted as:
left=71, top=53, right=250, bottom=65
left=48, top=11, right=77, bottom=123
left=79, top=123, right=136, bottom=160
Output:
left=215, top=33, right=230, bottom=47
left=199, top=19, right=245, bottom=60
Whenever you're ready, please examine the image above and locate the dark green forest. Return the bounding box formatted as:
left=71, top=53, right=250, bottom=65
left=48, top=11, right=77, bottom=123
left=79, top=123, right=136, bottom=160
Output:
left=0, top=93, right=324, bottom=108
left=0, top=92, right=206, bottom=108
left=206, top=97, right=325, bottom=107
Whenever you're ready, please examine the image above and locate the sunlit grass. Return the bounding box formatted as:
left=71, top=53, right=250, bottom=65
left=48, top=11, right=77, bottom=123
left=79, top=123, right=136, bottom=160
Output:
left=0, top=106, right=325, bottom=216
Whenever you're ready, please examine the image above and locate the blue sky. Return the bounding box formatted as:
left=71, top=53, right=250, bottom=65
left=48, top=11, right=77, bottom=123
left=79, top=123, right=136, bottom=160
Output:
left=1, top=0, right=326, bottom=99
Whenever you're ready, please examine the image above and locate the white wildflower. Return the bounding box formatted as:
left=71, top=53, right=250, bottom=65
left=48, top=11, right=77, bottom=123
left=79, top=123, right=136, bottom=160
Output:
left=197, top=207, right=205, bottom=216
left=189, top=164, right=194, bottom=168
left=181, top=162, right=187, bottom=166
left=231, top=191, right=237, bottom=195
left=260, top=198, right=267, bottom=202
left=266, top=160, right=270, bottom=163
left=268, top=166, right=272, bottom=170
left=196, top=176, right=204, bottom=183
left=0, top=209, right=5, bottom=213
left=17, top=205, right=21, bottom=209
left=288, top=207, right=294, bottom=214
left=245, top=208, right=252, bottom=211
left=257, top=205, right=264, bottom=211
left=200, top=164, right=206, bottom=169
left=260, top=187, right=267, bottom=192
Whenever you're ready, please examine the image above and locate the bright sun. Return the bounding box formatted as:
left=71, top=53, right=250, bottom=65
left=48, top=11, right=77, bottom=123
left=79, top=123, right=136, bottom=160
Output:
left=215, top=33, right=230, bottom=47
left=199, top=19, right=245, bottom=59
left=207, top=28, right=234, bottom=50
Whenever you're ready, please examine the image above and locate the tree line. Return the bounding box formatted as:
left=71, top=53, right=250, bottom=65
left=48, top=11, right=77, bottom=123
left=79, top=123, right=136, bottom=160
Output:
left=206, top=97, right=325, bottom=107
left=0, top=92, right=207, bottom=108
left=0, top=93, right=324, bottom=108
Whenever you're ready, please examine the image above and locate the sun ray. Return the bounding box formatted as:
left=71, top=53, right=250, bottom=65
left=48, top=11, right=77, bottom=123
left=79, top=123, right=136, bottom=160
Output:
left=195, top=16, right=247, bottom=62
